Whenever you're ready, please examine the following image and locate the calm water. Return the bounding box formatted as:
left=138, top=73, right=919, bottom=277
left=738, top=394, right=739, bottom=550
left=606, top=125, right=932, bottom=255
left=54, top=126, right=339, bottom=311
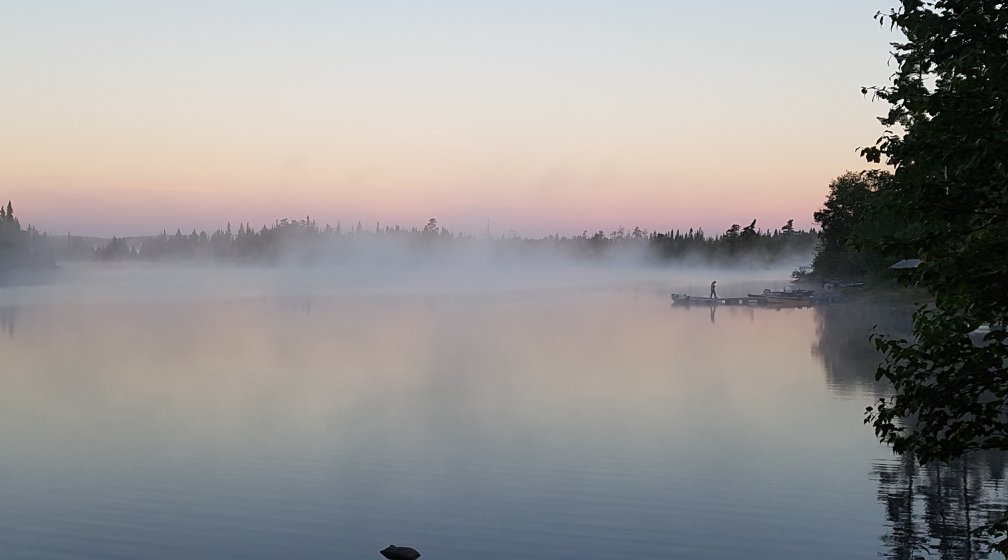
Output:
left=0, top=265, right=1005, bottom=559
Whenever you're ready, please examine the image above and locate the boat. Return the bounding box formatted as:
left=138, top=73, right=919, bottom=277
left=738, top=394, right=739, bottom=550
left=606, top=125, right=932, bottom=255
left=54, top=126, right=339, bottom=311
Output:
left=670, top=293, right=716, bottom=304
left=969, top=324, right=1004, bottom=344
left=748, top=287, right=816, bottom=307
left=765, top=294, right=812, bottom=307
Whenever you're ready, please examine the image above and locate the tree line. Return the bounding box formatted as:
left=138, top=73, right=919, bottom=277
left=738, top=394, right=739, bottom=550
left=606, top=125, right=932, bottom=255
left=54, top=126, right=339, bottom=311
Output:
left=48, top=216, right=815, bottom=264
left=0, top=200, right=53, bottom=284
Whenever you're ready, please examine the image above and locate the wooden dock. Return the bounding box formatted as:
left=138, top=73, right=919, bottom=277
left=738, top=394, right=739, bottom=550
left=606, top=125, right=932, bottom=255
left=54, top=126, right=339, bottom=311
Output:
left=670, top=292, right=846, bottom=307
left=670, top=294, right=766, bottom=306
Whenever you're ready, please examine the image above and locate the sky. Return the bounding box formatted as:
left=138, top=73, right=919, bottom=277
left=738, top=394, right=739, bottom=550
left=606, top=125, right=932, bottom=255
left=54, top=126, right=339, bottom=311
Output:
left=1, top=1, right=897, bottom=238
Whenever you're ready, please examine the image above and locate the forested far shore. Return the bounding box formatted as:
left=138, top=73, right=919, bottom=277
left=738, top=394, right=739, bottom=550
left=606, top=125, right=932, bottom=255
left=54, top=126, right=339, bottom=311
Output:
left=54, top=217, right=816, bottom=265
left=0, top=201, right=55, bottom=284
left=3, top=208, right=816, bottom=268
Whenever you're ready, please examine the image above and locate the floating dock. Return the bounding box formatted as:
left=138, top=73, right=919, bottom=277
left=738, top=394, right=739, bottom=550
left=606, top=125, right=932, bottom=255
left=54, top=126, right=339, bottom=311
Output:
left=670, top=292, right=845, bottom=307
left=670, top=294, right=766, bottom=306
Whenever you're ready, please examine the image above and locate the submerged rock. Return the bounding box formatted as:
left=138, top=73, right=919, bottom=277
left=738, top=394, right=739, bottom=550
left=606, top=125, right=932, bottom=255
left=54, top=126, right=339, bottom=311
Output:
left=380, top=545, right=421, bottom=560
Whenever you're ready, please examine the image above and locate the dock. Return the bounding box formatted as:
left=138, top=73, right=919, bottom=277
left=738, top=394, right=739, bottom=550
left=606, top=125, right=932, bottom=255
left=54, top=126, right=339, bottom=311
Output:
left=670, top=292, right=846, bottom=307
left=670, top=294, right=766, bottom=306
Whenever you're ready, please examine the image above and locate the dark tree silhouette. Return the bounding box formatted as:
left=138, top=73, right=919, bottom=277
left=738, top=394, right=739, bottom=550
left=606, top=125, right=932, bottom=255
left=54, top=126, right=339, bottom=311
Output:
left=857, top=1, right=1008, bottom=551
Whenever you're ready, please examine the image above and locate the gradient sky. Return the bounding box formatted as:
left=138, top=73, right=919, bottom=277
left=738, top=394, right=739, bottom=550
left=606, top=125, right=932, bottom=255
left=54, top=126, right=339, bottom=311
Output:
left=1, top=1, right=897, bottom=238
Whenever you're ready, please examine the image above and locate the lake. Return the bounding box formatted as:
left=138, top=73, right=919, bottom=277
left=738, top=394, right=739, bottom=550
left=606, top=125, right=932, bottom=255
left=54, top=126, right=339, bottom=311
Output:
left=0, top=263, right=1004, bottom=559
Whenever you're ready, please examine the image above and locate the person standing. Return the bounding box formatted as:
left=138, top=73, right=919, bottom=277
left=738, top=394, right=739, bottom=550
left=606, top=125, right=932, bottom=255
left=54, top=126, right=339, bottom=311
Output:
left=710, top=280, right=717, bottom=298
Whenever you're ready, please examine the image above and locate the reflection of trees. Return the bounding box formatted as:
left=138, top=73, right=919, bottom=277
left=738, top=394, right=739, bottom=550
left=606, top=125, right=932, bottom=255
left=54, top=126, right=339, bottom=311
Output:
left=0, top=306, right=16, bottom=337
left=876, top=456, right=927, bottom=559
left=812, top=303, right=914, bottom=397
left=815, top=303, right=1008, bottom=557
left=874, top=452, right=1008, bottom=559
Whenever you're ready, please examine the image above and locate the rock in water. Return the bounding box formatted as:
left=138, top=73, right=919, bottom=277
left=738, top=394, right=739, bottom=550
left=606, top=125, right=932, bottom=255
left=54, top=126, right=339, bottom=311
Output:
left=380, top=545, right=421, bottom=560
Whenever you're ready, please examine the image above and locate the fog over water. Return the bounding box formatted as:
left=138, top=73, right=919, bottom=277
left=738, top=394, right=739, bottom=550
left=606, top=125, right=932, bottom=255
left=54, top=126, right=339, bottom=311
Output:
left=3, top=250, right=809, bottom=304
left=1, top=256, right=1005, bottom=559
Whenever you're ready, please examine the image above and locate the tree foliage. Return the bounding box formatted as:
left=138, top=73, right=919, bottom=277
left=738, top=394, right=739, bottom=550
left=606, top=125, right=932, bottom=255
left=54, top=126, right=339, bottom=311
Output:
left=859, top=0, right=1008, bottom=550
left=0, top=200, right=53, bottom=284
left=52, top=216, right=816, bottom=266
left=859, top=0, right=1008, bottom=314
left=812, top=170, right=894, bottom=279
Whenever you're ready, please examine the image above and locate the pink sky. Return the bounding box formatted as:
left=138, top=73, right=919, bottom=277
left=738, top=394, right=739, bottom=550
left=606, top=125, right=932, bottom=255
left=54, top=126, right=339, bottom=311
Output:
left=1, top=1, right=895, bottom=238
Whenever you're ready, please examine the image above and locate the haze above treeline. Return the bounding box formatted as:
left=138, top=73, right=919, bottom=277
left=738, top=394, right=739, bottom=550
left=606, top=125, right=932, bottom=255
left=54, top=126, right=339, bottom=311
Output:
left=0, top=201, right=815, bottom=274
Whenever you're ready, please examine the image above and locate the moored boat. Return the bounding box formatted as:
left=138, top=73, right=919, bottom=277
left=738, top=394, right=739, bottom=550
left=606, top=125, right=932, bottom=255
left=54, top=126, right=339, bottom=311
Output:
left=671, top=293, right=716, bottom=304
left=765, top=294, right=812, bottom=307
left=754, top=287, right=816, bottom=307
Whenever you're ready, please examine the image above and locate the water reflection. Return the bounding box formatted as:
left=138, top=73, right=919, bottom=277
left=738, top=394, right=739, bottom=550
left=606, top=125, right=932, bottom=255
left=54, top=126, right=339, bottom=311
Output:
left=874, top=453, right=1008, bottom=559
left=814, top=303, right=1008, bottom=559
left=0, top=306, right=16, bottom=337
left=812, top=303, right=914, bottom=397
left=3, top=284, right=993, bottom=559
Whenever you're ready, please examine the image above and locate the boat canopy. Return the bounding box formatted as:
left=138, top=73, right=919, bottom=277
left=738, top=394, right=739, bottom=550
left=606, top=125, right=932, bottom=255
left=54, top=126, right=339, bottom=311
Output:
left=889, top=258, right=923, bottom=269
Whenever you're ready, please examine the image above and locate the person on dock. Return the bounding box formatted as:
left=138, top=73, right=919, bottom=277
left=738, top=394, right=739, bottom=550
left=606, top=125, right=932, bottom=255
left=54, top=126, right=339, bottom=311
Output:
left=710, top=280, right=717, bottom=298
